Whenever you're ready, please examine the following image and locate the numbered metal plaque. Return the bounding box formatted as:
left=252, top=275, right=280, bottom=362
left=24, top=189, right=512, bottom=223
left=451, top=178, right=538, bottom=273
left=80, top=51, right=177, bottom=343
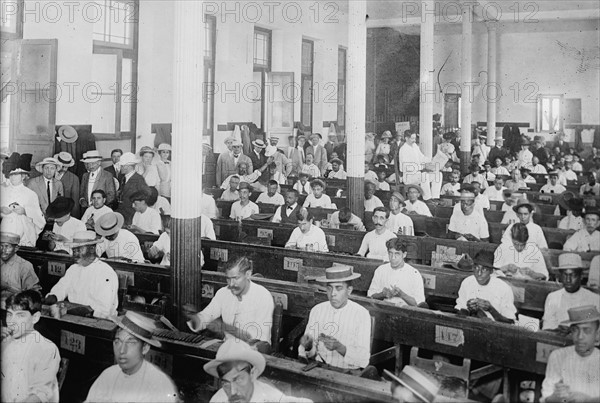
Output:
left=257, top=228, right=273, bottom=239
left=270, top=292, right=288, bottom=310
left=210, top=248, right=229, bottom=262
left=283, top=257, right=302, bottom=272
left=48, top=261, right=66, bottom=277
left=422, top=273, right=436, bottom=290
left=60, top=330, right=85, bottom=355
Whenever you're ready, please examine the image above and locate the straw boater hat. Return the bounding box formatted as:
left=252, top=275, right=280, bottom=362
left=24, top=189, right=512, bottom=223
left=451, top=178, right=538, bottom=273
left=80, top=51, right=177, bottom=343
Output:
left=405, top=184, right=424, bottom=197
left=57, top=126, right=78, bottom=143
left=391, top=192, right=407, bottom=206
left=560, top=306, right=600, bottom=327
left=384, top=366, right=440, bottom=403
left=118, top=152, right=139, bottom=166
left=35, top=157, right=61, bottom=173
left=157, top=143, right=172, bottom=152
left=0, top=232, right=21, bottom=245
left=112, top=310, right=161, bottom=348
left=381, top=131, right=392, bottom=139
left=53, top=152, right=75, bottom=168
left=95, top=212, right=125, bottom=236
left=252, top=139, right=266, bottom=149
left=316, top=265, right=361, bottom=283
left=204, top=339, right=265, bottom=378
left=64, top=230, right=103, bottom=247
left=81, top=150, right=103, bottom=163
left=494, top=135, right=504, bottom=142
left=46, top=197, right=74, bottom=219
left=512, top=198, right=534, bottom=213
left=552, top=253, right=583, bottom=270
left=139, top=146, right=155, bottom=156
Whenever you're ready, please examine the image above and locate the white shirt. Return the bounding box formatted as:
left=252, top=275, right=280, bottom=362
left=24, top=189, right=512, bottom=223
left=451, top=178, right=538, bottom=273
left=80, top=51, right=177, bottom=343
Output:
left=1, top=183, right=46, bottom=232
left=357, top=229, right=397, bottom=261
left=441, top=182, right=461, bottom=196
left=285, top=225, right=329, bottom=252
left=493, top=241, right=548, bottom=279
left=299, top=300, right=371, bottom=369
left=210, top=380, right=310, bottom=403
left=404, top=200, right=432, bottom=217
left=484, top=186, right=507, bottom=202
left=377, top=181, right=390, bottom=191
left=294, top=181, right=311, bottom=195
left=367, top=262, right=425, bottom=306
left=85, top=360, right=179, bottom=403
left=97, top=229, right=145, bottom=262
left=385, top=211, right=414, bottom=236
left=541, top=347, right=600, bottom=402
left=329, top=211, right=366, bottom=231
left=558, top=214, right=584, bottom=231
left=151, top=196, right=171, bottom=215
left=81, top=205, right=113, bottom=225
left=52, top=217, right=86, bottom=255
left=502, top=221, right=548, bottom=249
left=561, top=170, right=578, bottom=182
left=475, top=194, right=490, bottom=211
left=531, top=164, right=547, bottom=174
left=398, top=143, right=427, bottom=185
left=455, top=275, right=516, bottom=320
left=364, top=196, right=384, bottom=212
left=491, top=166, right=510, bottom=176
left=188, top=282, right=274, bottom=344
left=1, top=330, right=60, bottom=403
left=303, top=194, right=333, bottom=209
left=220, top=189, right=240, bottom=201
left=328, top=169, right=347, bottom=180
left=201, top=193, right=218, bottom=219
left=540, top=183, right=566, bottom=194
left=132, top=208, right=163, bottom=234
left=86, top=167, right=102, bottom=203
left=230, top=200, right=259, bottom=220
left=256, top=192, right=285, bottom=205
left=301, top=164, right=321, bottom=178
left=448, top=209, right=489, bottom=240
left=563, top=229, right=600, bottom=252
left=152, top=232, right=171, bottom=266
left=48, top=258, right=118, bottom=318
left=542, top=288, right=600, bottom=330
left=463, top=173, right=489, bottom=189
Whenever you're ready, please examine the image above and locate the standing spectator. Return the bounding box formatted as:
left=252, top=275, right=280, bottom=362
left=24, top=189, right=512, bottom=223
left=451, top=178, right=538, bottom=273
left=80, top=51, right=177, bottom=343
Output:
left=80, top=150, right=116, bottom=209
left=26, top=157, right=63, bottom=215
left=54, top=152, right=80, bottom=218
left=216, top=138, right=252, bottom=186
left=104, top=149, right=123, bottom=180
left=156, top=143, right=172, bottom=198
left=136, top=146, right=160, bottom=190
left=116, top=152, right=150, bottom=225
left=306, top=133, right=328, bottom=176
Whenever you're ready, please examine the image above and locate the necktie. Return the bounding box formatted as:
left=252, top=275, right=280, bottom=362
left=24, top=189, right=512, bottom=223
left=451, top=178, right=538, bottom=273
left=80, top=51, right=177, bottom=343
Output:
left=46, top=180, right=51, bottom=202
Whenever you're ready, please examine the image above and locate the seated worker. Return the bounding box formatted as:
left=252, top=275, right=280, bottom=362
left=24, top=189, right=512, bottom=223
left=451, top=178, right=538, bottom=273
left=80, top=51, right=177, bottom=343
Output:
left=505, top=168, right=527, bottom=192
left=580, top=172, right=600, bottom=196
left=86, top=311, right=179, bottom=403
left=147, top=187, right=171, bottom=216
left=272, top=189, right=302, bottom=224
left=45, top=197, right=86, bottom=255
left=364, top=161, right=378, bottom=184
left=1, top=232, right=41, bottom=302
left=202, top=188, right=218, bottom=219
left=386, top=192, right=414, bottom=236
left=561, top=159, right=578, bottom=183
left=542, top=253, right=600, bottom=331
left=95, top=212, right=145, bottom=262
left=293, top=172, right=312, bottom=195
left=220, top=175, right=240, bottom=201
left=462, top=162, right=489, bottom=189
left=326, top=157, right=347, bottom=180
left=80, top=189, right=113, bottom=231
left=45, top=231, right=119, bottom=318
left=540, top=170, right=567, bottom=194
left=448, top=188, right=490, bottom=242
left=256, top=180, right=285, bottom=206
left=558, top=194, right=584, bottom=231
left=541, top=306, right=600, bottom=403
left=520, top=164, right=536, bottom=184
left=472, top=181, right=490, bottom=211
left=2, top=290, right=60, bottom=403
left=299, top=265, right=372, bottom=374
left=563, top=207, right=600, bottom=252
left=230, top=182, right=259, bottom=221
left=375, top=165, right=390, bottom=191
left=185, top=257, right=274, bottom=353
left=128, top=190, right=162, bottom=235
left=500, top=191, right=528, bottom=224
left=301, top=153, right=321, bottom=178
left=493, top=223, right=548, bottom=281
left=303, top=179, right=333, bottom=208
left=357, top=207, right=397, bottom=261
left=364, top=181, right=384, bottom=212
left=148, top=215, right=172, bottom=265
left=491, top=156, right=510, bottom=176
left=455, top=251, right=516, bottom=323
left=285, top=208, right=329, bottom=252
left=481, top=160, right=497, bottom=182
left=501, top=198, right=548, bottom=249
left=221, top=158, right=273, bottom=193
left=205, top=339, right=312, bottom=403
left=483, top=176, right=507, bottom=202
left=403, top=184, right=432, bottom=217
left=440, top=169, right=461, bottom=196
left=368, top=238, right=425, bottom=307
left=329, top=207, right=366, bottom=231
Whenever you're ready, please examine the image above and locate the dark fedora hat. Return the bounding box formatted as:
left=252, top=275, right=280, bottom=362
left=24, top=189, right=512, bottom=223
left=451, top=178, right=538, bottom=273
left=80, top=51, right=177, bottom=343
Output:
left=46, top=197, right=74, bottom=219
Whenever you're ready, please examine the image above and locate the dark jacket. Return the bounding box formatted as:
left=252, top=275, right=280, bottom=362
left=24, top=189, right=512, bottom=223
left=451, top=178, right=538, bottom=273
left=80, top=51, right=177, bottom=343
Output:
left=116, top=172, right=150, bottom=225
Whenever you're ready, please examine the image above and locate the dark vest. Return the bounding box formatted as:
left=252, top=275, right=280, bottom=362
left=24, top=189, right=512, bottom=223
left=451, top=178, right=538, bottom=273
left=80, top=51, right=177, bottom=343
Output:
left=281, top=204, right=301, bottom=224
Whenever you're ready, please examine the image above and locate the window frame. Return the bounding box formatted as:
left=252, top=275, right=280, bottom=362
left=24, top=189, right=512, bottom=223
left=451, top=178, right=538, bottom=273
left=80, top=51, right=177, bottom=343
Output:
left=203, top=14, right=216, bottom=143
left=301, top=38, right=314, bottom=131
left=253, top=27, right=272, bottom=130
left=337, top=46, right=347, bottom=132
left=92, top=0, right=136, bottom=50
left=0, top=0, right=24, bottom=39
left=537, top=94, right=564, bottom=133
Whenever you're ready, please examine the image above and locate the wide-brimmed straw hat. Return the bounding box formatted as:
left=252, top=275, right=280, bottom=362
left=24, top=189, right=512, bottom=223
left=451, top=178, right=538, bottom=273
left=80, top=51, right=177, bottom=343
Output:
left=35, top=157, right=61, bottom=173
left=252, top=139, right=266, bottom=149
left=560, top=306, right=600, bottom=327
left=64, top=230, right=102, bottom=248
left=203, top=339, right=265, bottom=378
left=54, top=152, right=75, bottom=168
left=0, top=232, right=20, bottom=245
left=316, top=265, right=361, bottom=283
left=552, top=253, right=583, bottom=270
left=384, top=366, right=440, bottom=403
left=405, top=184, right=424, bottom=196
left=112, top=310, right=161, bottom=348
left=95, top=212, right=125, bottom=236
left=119, top=152, right=139, bottom=166
left=57, top=126, right=78, bottom=143
left=512, top=198, right=534, bottom=213
left=81, top=150, right=103, bottom=163
left=139, top=146, right=155, bottom=156
left=157, top=143, right=172, bottom=152
left=390, top=191, right=406, bottom=206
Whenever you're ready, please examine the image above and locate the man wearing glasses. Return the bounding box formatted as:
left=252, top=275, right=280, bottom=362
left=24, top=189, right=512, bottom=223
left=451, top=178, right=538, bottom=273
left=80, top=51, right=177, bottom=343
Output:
left=447, top=187, right=490, bottom=242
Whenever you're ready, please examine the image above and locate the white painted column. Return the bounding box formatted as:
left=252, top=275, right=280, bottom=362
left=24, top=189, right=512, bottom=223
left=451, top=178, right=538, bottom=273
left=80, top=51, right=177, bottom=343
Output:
left=346, top=0, right=367, bottom=216
left=486, top=21, right=498, bottom=146
left=419, top=0, right=435, bottom=159
left=460, top=0, right=473, bottom=172
left=171, top=0, right=204, bottom=325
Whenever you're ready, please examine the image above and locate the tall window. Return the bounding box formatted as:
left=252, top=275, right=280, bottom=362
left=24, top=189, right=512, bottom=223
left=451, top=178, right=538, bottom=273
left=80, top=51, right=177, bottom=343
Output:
left=0, top=0, right=23, bottom=39
left=301, top=39, right=314, bottom=130
left=337, top=47, right=346, bottom=131
left=204, top=15, right=216, bottom=141
left=537, top=95, right=563, bottom=132
left=252, top=27, right=271, bottom=129
left=91, top=0, right=138, bottom=139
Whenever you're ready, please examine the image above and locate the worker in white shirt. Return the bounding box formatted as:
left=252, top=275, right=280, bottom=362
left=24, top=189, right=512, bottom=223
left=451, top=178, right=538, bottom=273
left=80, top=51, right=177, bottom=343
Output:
left=494, top=223, right=548, bottom=281
left=386, top=192, right=414, bottom=236
left=448, top=187, right=490, bottom=242
left=357, top=207, right=397, bottom=261
left=563, top=207, right=600, bottom=252
left=403, top=184, right=432, bottom=217
left=255, top=180, right=285, bottom=206
left=95, top=212, right=146, bottom=262
left=540, top=171, right=567, bottom=194
left=502, top=198, right=548, bottom=249
left=483, top=176, right=507, bottom=202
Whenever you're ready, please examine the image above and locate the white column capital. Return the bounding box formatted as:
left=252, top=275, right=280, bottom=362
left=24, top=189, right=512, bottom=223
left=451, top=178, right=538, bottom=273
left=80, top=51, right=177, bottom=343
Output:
left=485, top=20, right=499, bottom=31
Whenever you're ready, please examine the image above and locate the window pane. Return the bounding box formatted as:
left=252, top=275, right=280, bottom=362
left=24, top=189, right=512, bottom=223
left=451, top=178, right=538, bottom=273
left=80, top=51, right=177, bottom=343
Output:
left=542, top=98, right=550, bottom=131
left=0, top=0, right=18, bottom=34
left=338, top=48, right=346, bottom=80
left=92, top=0, right=134, bottom=47
left=120, top=58, right=132, bottom=131
left=551, top=98, right=560, bottom=131
left=91, top=53, right=117, bottom=133
left=253, top=30, right=270, bottom=68
left=301, top=41, right=313, bottom=75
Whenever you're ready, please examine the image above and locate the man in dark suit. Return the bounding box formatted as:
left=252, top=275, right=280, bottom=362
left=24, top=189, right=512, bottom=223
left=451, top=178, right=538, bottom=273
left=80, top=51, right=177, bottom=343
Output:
left=26, top=157, right=64, bottom=215
left=54, top=152, right=81, bottom=218
left=115, top=152, right=150, bottom=225
left=306, top=133, right=328, bottom=176
left=80, top=150, right=117, bottom=210
left=104, top=148, right=123, bottom=181
left=247, top=139, right=269, bottom=184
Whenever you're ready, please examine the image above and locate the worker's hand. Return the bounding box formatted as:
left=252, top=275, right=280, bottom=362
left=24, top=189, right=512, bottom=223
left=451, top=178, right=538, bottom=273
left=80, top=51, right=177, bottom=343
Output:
left=467, top=299, right=479, bottom=312
left=502, top=264, right=519, bottom=275
left=319, top=333, right=344, bottom=354
left=0, top=206, right=12, bottom=215
left=10, top=204, right=25, bottom=215
left=182, top=303, right=197, bottom=321
left=476, top=299, right=492, bottom=311
left=553, top=380, right=570, bottom=399
left=382, top=287, right=394, bottom=299
left=300, top=334, right=314, bottom=351
left=49, top=233, right=68, bottom=243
